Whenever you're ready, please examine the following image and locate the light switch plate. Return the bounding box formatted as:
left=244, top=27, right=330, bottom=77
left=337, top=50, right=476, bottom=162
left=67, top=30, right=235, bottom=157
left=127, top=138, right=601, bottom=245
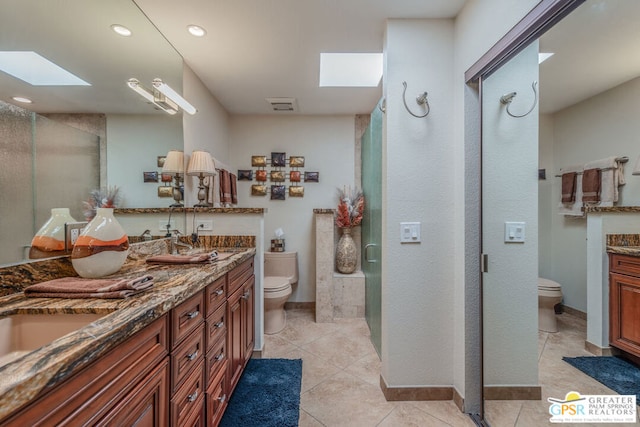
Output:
left=400, top=222, right=421, bottom=243
left=504, top=221, right=525, bottom=243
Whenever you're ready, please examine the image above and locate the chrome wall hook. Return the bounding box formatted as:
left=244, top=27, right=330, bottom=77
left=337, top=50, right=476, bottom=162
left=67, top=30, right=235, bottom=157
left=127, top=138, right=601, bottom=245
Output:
left=378, top=98, right=386, bottom=114
left=500, top=81, right=538, bottom=118
left=402, top=81, right=430, bottom=118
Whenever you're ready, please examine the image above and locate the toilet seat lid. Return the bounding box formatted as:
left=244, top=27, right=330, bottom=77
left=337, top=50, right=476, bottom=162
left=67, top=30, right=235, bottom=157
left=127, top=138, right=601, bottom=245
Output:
left=264, top=276, right=290, bottom=292
left=538, top=278, right=561, bottom=290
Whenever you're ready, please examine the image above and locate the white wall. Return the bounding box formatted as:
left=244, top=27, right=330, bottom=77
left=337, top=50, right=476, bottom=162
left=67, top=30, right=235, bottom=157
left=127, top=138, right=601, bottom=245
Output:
left=182, top=64, right=230, bottom=206
left=539, top=114, right=555, bottom=279
left=382, top=19, right=455, bottom=387
left=106, top=114, right=182, bottom=208
left=541, top=76, right=640, bottom=312
left=228, top=115, right=356, bottom=302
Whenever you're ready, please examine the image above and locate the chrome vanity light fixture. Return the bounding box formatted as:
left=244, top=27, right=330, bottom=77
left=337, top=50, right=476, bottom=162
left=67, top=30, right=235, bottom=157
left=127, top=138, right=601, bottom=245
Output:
left=152, top=78, right=197, bottom=115
left=127, top=78, right=177, bottom=115
left=187, top=151, right=216, bottom=207
left=162, top=150, right=185, bottom=207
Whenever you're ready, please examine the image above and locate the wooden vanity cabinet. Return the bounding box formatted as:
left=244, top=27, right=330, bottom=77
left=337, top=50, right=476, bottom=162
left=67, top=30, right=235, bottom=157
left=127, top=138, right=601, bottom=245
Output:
left=609, top=253, right=640, bottom=358
left=1, top=315, right=170, bottom=427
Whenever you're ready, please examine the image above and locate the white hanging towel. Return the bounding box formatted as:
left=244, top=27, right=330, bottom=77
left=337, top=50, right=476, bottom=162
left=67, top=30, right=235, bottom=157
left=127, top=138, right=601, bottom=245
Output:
left=583, top=157, right=623, bottom=207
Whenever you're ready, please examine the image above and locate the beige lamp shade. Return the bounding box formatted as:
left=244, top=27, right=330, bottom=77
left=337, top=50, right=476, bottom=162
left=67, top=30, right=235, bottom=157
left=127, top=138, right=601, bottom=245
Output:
left=162, top=150, right=184, bottom=174
left=633, top=155, right=640, bottom=176
left=187, top=151, right=216, bottom=176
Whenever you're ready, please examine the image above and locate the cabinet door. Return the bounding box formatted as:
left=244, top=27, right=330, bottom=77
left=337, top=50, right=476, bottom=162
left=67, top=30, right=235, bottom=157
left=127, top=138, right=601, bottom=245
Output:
left=610, top=272, right=640, bottom=356
left=241, top=275, right=255, bottom=365
left=96, top=358, right=170, bottom=427
left=227, top=287, right=244, bottom=393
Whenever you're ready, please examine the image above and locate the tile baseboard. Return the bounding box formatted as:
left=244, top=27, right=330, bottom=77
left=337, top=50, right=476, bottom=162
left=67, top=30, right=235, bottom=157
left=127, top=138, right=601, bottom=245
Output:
left=561, top=305, right=586, bottom=320
left=484, top=385, right=541, bottom=400
left=585, top=340, right=613, bottom=356
left=380, top=375, right=453, bottom=401
left=285, top=302, right=315, bottom=310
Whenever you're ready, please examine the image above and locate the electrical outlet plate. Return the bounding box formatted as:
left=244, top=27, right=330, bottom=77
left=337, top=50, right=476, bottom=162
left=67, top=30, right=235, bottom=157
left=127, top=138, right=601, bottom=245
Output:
left=65, top=221, right=88, bottom=251
left=196, top=220, right=213, bottom=231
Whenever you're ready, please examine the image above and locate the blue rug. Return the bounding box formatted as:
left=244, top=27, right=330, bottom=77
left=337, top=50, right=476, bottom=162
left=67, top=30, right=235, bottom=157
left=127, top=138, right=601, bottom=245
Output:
left=220, top=358, right=302, bottom=427
left=563, top=356, right=640, bottom=401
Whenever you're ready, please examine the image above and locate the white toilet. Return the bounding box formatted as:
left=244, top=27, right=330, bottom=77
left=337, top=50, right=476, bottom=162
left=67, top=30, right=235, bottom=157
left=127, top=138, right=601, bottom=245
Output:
left=264, top=251, right=298, bottom=334
left=538, top=278, right=563, bottom=333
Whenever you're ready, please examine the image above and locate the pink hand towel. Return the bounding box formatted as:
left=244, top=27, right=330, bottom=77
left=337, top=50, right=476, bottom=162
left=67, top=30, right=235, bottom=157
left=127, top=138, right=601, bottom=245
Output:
left=24, top=275, right=154, bottom=299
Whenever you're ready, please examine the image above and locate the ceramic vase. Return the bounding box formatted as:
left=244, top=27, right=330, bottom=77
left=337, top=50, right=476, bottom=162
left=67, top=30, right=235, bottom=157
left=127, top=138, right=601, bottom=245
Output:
left=336, top=227, right=357, bottom=274
left=71, top=208, right=129, bottom=278
left=29, top=208, right=77, bottom=259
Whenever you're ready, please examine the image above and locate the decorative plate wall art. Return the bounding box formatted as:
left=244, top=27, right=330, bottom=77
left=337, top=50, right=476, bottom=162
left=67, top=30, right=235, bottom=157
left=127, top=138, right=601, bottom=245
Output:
left=289, top=156, right=305, bottom=167
left=304, top=171, right=319, bottom=182
left=158, top=186, right=172, bottom=197
left=271, top=152, right=286, bottom=167
left=251, top=185, right=267, bottom=196
left=256, top=170, right=267, bottom=182
left=238, top=170, right=253, bottom=181
left=289, top=186, right=304, bottom=197
left=290, top=171, right=301, bottom=182
left=271, top=185, right=286, bottom=200
left=251, top=156, right=267, bottom=167
left=270, top=171, right=285, bottom=182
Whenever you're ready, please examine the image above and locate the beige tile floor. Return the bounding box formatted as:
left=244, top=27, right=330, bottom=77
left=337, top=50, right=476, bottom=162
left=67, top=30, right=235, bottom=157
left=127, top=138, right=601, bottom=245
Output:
left=261, top=309, right=639, bottom=426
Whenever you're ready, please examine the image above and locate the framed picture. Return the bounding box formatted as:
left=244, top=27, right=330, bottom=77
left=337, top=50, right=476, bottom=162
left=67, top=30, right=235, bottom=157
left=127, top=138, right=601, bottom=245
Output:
left=270, top=170, right=285, bottom=182
left=289, top=171, right=301, bottom=182
left=157, top=186, right=172, bottom=197
left=304, top=171, right=319, bottom=182
left=251, top=155, right=267, bottom=167
left=271, top=152, right=286, bottom=167
left=238, top=170, right=253, bottom=181
left=289, top=156, right=305, bottom=167
left=157, top=156, right=166, bottom=168
left=143, top=171, right=158, bottom=183
left=289, top=186, right=304, bottom=197
left=271, top=185, right=286, bottom=200
left=161, top=173, right=173, bottom=183
left=251, top=184, right=267, bottom=196
left=256, top=170, right=267, bottom=182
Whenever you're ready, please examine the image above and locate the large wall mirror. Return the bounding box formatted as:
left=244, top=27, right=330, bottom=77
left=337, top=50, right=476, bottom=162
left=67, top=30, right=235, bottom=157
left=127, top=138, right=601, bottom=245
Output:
left=0, top=0, right=185, bottom=266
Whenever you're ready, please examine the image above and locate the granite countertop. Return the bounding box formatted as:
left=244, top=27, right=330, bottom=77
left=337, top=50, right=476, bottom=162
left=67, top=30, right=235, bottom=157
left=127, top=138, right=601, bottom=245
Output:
left=0, top=248, right=255, bottom=420
left=606, top=246, right=640, bottom=256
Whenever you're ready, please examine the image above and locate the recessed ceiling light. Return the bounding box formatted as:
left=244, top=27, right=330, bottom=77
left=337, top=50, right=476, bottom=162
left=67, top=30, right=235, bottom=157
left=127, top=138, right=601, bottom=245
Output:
left=539, top=52, right=554, bottom=64
left=11, top=96, right=32, bottom=104
left=111, top=24, right=132, bottom=37
left=319, top=53, right=383, bottom=87
left=0, top=51, right=90, bottom=86
left=187, top=25, right=207, bottom=37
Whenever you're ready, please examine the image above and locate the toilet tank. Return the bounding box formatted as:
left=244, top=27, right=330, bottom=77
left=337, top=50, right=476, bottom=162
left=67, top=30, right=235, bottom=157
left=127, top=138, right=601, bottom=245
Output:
left=264, top=251, right=298, bottom=284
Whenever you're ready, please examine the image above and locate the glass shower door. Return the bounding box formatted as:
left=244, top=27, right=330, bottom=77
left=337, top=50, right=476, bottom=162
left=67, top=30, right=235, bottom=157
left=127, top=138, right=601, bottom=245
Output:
left=362, top=100, right=383, bottom=356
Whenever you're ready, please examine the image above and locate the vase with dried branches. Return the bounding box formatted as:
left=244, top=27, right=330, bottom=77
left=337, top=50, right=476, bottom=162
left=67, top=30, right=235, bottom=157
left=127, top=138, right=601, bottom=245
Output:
left=335, top=187, right=364, bottom=274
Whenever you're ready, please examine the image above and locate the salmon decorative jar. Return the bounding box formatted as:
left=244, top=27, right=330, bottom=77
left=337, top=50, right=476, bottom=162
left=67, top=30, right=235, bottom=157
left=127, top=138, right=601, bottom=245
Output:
left=29, top=208, right=76, bottom=259
left=71, top=208, right=129, bottom=278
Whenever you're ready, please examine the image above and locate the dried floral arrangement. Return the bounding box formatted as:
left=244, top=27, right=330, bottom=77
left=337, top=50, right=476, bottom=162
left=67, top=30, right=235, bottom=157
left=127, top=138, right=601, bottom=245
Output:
left=335, top=186, right=364, bottom=228
left=83, top=186, right=121, bottom=220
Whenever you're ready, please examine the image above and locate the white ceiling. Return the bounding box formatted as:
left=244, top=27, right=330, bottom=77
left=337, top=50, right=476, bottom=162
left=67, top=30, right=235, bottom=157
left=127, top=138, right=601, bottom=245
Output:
left=1, top=1, right=638, bottom=116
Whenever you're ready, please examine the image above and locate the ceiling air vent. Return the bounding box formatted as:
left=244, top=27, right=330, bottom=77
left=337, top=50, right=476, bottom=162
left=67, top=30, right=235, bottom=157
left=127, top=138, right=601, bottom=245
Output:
left=266, top=97, right=298, bottom=112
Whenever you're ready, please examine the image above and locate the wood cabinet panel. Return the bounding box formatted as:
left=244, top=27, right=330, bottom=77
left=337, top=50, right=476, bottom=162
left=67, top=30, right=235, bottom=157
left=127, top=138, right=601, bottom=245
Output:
left=610, top=270, right=640, bottom=357
left=171, top=327, right=205, bottom=393
left=206, top=362, right=228, bottom=427
left=227, top=286, right=244, bottom=393
left=171, top=360, right=205, bottom=427
left=610, top=253, right=640, bottom=276
left=205, top=276, right=227, bottom=317
left=242, top=275, right=255, bottom=366
left=228, top=258, right=254, bottom=294
left=206, top=303, right=227, bottom=352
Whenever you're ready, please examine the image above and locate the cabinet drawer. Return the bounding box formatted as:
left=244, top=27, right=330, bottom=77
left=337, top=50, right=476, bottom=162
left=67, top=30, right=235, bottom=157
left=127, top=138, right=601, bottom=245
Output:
left=171, top=292, right=204, bottom=349
left=206, top=303, right=227, bottom=352
left=206, top=363, right=228, bottom=427
left=171, top=327, right=205, bottom=393
left=171, top=360, right=205, bottom=426
left=610, top=253, right=640, bottom=276
left=228, top=258, right=254, bottom=294
left=206, top=335, right=227, bottom=384
left=205, top=276, right=227, bottom=317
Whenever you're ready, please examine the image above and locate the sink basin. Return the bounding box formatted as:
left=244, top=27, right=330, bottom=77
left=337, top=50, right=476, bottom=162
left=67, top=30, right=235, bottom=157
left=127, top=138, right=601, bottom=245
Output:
left=0, top=313, right=105, bottom=367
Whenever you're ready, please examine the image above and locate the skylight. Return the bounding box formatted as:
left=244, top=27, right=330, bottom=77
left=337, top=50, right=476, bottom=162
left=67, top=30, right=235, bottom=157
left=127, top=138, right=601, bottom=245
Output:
left=0, top=51, right=90, bottom=86
left=538, top=52, right=554, bottom=64
left=319, top=53, right=383, bottom=87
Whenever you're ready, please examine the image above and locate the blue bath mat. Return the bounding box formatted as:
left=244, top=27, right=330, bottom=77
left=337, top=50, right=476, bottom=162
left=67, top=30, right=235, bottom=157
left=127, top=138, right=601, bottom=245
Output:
left=563, top=356, right=640, bottom=401
left=220, top=358, right=302, bottom=427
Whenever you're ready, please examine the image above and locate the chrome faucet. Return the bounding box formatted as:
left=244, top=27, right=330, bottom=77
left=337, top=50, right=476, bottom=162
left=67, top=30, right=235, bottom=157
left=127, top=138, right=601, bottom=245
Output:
left=170, top=230, right=193, bottom=254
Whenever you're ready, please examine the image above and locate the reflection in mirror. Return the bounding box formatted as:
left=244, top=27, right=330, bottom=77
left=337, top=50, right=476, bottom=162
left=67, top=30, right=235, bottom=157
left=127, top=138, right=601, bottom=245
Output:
left=0, top=0, right=185, bottom=266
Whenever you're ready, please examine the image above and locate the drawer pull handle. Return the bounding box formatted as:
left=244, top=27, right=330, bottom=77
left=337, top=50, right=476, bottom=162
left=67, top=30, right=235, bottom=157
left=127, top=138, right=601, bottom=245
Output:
left=215, top=352, right=225, bottom=361
left=187, top=390, right=198, bottom=402
left=186, top=350, right=199, bottom=361
left=215, top=289, right=224, bottom=296
left=218, top=394, right=227, bottom=403
left=215, top=321, right=224, bottom=329
left=186, top=310, right=200, bottom=319
left=242, top=290, right=251, bottom=300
